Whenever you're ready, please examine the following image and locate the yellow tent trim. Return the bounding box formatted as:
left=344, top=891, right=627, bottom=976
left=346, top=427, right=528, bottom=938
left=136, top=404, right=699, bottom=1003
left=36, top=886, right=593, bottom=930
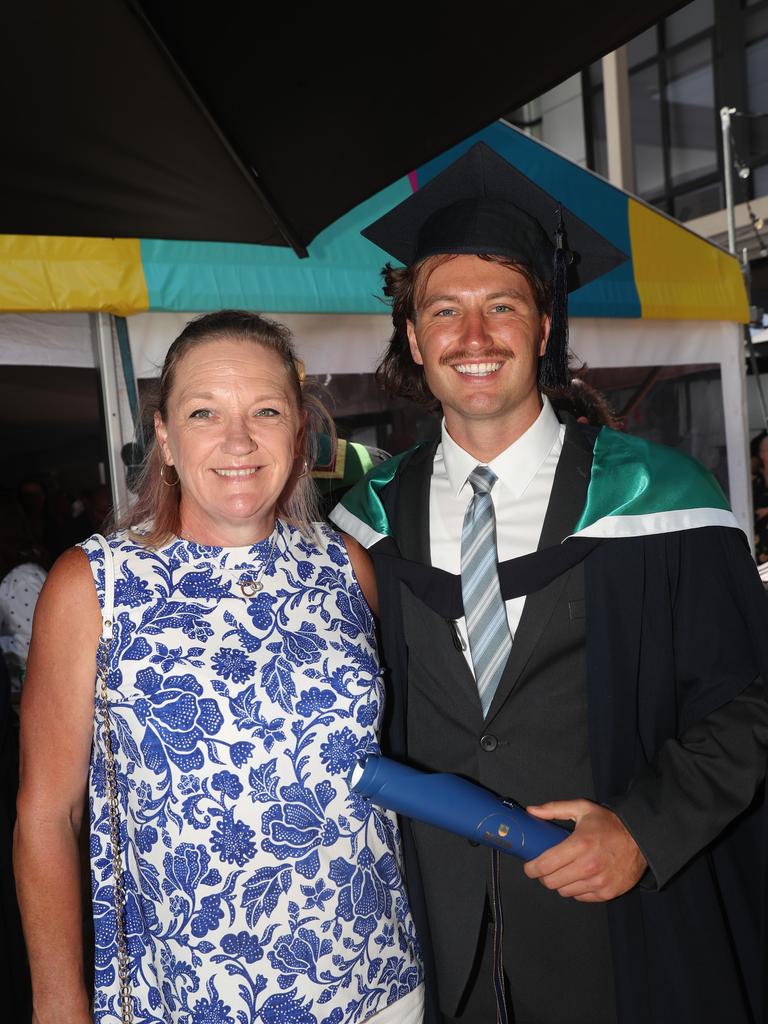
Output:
left=0, top=235, right=149, bottom=316
left=628, top=199, right=749, bottom=323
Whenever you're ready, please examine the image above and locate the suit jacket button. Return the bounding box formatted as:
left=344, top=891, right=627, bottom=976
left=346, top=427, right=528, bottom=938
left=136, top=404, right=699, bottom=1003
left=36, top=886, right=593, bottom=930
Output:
left=480, top=734, right=498, bottom=752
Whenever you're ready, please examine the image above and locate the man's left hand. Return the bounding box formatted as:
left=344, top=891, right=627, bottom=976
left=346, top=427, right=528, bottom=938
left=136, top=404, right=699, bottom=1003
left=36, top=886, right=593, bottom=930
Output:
left=523, top=799, right=647, bottom=901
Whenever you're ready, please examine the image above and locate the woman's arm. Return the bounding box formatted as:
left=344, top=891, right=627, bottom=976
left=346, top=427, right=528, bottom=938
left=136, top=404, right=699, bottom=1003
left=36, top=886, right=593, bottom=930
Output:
left=340, top=532, right=379, bottom=617
left=14, top=547, right=102, bottom=1024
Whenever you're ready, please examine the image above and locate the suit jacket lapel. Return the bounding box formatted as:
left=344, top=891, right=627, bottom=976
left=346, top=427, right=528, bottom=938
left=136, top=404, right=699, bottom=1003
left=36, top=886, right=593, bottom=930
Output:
left=484, top=418, right=595, bottom=724
left=393, top=440, right=436, bottom=565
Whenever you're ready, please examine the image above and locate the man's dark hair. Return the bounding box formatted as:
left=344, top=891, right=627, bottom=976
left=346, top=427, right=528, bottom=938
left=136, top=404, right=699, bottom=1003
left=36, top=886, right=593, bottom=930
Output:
left=546, top=376, right=622, bottom=430
left=375, top=253, right=552, bottom=407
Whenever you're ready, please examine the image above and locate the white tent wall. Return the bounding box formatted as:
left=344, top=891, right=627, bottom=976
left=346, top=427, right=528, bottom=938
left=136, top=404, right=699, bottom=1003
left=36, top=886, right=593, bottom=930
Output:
left=126, top=312, right=392, bottom=378
left=0, top=312, right=752, bottom=534
left=0, top=313, right=93, bottom=366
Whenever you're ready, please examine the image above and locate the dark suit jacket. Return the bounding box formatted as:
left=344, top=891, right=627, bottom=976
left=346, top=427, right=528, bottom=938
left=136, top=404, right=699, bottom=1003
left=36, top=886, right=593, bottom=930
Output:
left=370, top=417, right=768, bottom=1024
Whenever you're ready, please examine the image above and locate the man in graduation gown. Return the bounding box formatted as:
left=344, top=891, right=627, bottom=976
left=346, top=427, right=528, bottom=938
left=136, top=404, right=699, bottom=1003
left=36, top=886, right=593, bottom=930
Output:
left=331, top=142, right=768, bottom=1024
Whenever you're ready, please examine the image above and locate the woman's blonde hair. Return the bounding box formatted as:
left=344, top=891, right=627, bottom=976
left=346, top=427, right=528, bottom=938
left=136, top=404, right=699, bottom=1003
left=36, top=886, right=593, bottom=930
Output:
left=119, top=310, right=334, bottom=546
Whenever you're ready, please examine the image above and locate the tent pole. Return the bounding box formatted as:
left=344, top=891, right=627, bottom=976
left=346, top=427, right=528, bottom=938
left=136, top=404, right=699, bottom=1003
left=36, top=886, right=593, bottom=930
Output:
left=91, top=312, right=129, bottom=517
left=720, top=322, right=753, bottom=537
left=721, top=107, right=737, bottom=255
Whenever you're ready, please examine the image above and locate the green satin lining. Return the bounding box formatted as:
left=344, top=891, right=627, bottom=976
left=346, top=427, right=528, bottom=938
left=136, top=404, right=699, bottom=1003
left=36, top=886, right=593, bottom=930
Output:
left=338, top=446, right=419, bottom=538
left=575, top=428, right=730, bottom=533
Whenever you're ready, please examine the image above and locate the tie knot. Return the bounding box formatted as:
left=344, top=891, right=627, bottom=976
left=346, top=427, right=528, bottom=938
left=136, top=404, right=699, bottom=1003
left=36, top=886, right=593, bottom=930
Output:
left=468, top=464, right=497, bottom=494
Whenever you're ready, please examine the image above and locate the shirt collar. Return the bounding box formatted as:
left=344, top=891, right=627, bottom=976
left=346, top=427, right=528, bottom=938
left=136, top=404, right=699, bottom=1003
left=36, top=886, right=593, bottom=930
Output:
left=441, top=395, right=562, bottom=500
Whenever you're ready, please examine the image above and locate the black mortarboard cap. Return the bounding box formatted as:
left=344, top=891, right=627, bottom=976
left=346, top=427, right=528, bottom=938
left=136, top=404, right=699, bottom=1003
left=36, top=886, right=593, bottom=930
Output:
left=363, top=142, right=628, bottom=387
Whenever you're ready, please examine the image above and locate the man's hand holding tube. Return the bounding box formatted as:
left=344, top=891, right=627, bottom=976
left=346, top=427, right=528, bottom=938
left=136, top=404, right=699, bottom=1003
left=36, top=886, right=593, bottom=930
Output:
left=523, top=799, right=648, bottom=901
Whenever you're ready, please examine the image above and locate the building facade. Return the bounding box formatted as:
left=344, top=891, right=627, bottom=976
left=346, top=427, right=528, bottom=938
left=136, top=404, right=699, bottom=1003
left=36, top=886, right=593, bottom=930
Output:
left=509, top=0, right=768, bottom=275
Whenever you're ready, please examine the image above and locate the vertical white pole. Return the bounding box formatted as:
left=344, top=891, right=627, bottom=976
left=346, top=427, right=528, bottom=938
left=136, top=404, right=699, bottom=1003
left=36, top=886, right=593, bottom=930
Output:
left=602, top=48, right=635, bottom=192
left=721, top=106, right=737, bottom=255
left=91, top=312, right=129, bottom=516
left=720, top=323, right=753, bottom=539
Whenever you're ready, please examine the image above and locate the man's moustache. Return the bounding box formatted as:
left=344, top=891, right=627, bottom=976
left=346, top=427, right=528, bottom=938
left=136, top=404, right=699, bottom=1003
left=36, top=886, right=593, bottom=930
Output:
left=439, top=349, right=512, bottom=365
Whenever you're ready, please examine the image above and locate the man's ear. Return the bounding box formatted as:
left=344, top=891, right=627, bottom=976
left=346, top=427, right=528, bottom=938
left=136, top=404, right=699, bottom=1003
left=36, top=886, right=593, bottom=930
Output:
left=538, top=314, right=551, bottom=358
left=406, top=319, right=424, bottom=366
left=154, top=410, right=173, bottom=465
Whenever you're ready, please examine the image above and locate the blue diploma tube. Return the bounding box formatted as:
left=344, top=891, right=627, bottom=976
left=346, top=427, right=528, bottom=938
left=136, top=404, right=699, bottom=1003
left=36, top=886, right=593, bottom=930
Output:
left=350, top=755, right=567, bottom=861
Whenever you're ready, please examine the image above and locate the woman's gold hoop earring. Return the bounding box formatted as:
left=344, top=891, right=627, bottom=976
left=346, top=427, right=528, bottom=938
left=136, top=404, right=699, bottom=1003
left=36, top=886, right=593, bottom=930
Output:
left=299, top=458, right=309, bottom=478
left=160, top=464, right=180, bottom=487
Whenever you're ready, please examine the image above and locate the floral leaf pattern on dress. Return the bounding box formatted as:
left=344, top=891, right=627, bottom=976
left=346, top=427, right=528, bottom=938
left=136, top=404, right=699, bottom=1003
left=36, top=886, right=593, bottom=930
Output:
left=82, top=523, right=421, bottom=1023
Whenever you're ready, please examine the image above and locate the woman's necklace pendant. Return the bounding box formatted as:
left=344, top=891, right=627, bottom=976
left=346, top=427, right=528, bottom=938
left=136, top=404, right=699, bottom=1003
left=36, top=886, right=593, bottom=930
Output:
left=236, top=532, right=277, bottom=598
left=239, top=579, right=263, bottom=597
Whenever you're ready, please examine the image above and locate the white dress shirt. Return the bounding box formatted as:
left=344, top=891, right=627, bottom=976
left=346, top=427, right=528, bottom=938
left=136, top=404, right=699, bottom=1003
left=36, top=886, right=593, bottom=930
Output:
left=429, top=396, right=564, bottom=675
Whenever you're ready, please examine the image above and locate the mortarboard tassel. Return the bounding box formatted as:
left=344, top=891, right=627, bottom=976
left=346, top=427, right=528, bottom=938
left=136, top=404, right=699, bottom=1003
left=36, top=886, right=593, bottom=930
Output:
left=540, top=209, right=571, bottom=390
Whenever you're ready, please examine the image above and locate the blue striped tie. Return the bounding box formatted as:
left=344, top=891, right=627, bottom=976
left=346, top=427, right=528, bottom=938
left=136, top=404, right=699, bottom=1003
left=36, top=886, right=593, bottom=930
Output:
left=460, top=465, right=512, bottom=717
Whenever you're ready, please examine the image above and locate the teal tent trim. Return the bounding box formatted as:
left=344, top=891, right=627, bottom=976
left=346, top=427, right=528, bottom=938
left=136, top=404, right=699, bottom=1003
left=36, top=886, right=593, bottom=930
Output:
left=139, top=177, right=412, bottom=314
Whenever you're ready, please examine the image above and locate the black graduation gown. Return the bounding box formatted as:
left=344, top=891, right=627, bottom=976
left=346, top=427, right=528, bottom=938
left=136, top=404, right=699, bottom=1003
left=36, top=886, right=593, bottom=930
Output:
left=365, top=423, right=768, bottom=1024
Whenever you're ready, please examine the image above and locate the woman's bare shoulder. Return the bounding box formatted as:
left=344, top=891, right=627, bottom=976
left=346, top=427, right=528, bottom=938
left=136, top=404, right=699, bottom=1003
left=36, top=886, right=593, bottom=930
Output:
left=36, top=546, right=101, bottom=623
left=20, top=546, right=103, bottom=807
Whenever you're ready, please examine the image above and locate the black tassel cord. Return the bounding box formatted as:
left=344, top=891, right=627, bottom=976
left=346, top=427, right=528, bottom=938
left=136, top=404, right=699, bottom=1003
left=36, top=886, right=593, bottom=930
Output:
left=540, top=210, right=572, bottom=390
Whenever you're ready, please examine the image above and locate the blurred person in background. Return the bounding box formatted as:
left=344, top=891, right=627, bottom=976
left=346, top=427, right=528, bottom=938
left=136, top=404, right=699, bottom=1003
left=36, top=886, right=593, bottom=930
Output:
left=752, top=432, right=768, bottom=563
left=64, top=484, right=112, bottom=547
left=0, top=497, right=48, bottom=700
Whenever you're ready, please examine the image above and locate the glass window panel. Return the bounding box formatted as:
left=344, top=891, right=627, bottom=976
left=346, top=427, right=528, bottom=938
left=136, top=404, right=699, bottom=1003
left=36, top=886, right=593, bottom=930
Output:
left=672, top=181, right=723, bottom=220
left=641, top=196, right=670, bottom=216
left=668, top=37, right=714, bottom=78
left=665, top=0, right=714, bottom=46
left=747, top=36, right=768, bottom=111
left=753, top=163, right=768, bottom=199
left=630, top=64, right=666, bottom=196
left=666, top=41, right=717, bottom=187
left=746, top=36, right=768, bottom=159
left=589, top=90, right=608, bottom=178
left=749, top=123, right=768, bottom=163
left=746, top=6, right=768, bottom=43
left=627, top=26, right=658, bottom=67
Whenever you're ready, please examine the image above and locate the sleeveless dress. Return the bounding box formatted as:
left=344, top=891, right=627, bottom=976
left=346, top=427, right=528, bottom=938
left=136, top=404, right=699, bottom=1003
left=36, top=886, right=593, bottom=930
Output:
left=81, top=522, right=422, bottom=1024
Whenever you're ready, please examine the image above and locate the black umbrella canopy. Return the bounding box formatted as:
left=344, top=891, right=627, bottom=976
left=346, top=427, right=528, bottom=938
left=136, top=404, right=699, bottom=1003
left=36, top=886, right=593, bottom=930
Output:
left=1, top=1, right=688, bottom=253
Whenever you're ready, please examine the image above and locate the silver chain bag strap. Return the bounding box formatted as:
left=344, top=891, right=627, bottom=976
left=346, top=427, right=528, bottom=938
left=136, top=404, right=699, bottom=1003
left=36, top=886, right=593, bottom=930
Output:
left=93, top=535, right=134, bottom=1024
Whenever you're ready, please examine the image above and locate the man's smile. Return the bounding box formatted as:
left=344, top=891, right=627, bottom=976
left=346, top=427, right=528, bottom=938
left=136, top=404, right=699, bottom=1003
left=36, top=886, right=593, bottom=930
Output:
left=451, top=361, right=504, bottom=377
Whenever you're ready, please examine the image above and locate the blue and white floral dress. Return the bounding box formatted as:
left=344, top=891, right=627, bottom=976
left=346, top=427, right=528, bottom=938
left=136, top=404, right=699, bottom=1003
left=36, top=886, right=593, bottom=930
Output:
left=82, top=522, right=422, bottom=1024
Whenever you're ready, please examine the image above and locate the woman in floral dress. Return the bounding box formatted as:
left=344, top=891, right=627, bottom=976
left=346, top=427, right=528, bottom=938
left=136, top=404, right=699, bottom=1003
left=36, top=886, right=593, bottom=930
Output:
left=15, top=311, right=423, bottom=1024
